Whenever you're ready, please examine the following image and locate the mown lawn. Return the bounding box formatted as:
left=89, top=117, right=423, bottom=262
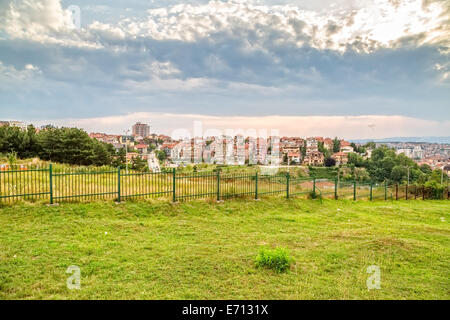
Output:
left=0, top=198, right=449, bottom=300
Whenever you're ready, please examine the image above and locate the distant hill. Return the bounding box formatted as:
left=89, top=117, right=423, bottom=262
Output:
left=350, top=137, right=450, bottom=144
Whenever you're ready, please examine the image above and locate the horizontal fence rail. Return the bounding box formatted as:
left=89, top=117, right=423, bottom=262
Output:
left=0, top=165, right=448, bottom=205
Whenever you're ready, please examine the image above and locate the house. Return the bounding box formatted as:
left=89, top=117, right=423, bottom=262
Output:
left=171, top=140, right=192, bottom=164
left=306, top=138, right=318, bottom=152
left=287, top=152, right=301, bottom=164
left=120, top=135, right=135, bottom=145
left=281, top=145, right=300, bottom=155
left=135, top=143, right=148, bottom=154
left=303, top=151, right=324, bottom=166
left=340, top=146, right=354, bottom=153
left=332, top=152, right=349, bottom=165
left=324, top=138, right=334, bottom=150
left=161, top=142, right=178, bottom=157
left=340, top=140, right=351, bottom=148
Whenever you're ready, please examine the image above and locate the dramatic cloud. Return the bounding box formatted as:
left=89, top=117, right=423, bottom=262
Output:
left=0, top=0, right=449, bottom=137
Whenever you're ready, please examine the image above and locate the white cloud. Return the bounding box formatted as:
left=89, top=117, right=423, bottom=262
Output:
left=31, top=112, right=450, bottom=139
left=0, top=61, right=40, bottom=81
left=1, top=0, right=448, bottom=52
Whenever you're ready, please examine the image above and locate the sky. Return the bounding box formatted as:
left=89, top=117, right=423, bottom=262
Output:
left=0, top=0, right=449, bottom=138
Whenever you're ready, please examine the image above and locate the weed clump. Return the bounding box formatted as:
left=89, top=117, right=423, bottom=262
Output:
left=255, top=247, right=292, bottom=273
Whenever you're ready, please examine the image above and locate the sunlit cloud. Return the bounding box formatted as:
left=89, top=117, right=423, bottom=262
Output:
left=32, top=113, right=450, bottom=139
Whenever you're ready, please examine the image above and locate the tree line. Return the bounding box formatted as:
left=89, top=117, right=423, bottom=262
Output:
left=0, top=125, right=124, bottom=167
left=345, top=145, right=447, bottom=189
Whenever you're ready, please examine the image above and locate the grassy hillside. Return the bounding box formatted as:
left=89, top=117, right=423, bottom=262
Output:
left=0, top=199, right=449, bottom=299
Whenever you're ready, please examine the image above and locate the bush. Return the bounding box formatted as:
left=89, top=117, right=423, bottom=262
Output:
left=255, top=247, right=292, bottom=273
left=424, top=180, right=445, bottom=199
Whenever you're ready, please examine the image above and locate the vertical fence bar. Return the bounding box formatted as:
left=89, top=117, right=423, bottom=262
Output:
left=216, top=171, right=220, bottom=202
left=370, top=182, right=373, bottom=201
left=255, top=172, right=258, bottom=200
left=396, top=184, right=399, bottom=200
left=384, top=181, right=387, bottom=200
left=313, top=178, right=316, bottom=196
left=406, top=184, right=409, bottom=200
left=334, top=178, right=338, bottom=200
left=286, top=172, right=290, bottom=199
left=172, top=168, right=176, bottom=202
left=49, top=164, right=53, bottom=205
left=117, top=167, right=121, bottom=202
left=353, top=181, right=356, bottom=201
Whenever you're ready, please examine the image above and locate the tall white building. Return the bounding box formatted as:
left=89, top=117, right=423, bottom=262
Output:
left=132, top=122, right=150, bottom=138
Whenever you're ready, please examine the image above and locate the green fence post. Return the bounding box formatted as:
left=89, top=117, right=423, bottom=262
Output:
left=396, top=184, right=399, bottom=200
left=49, top=163, right=53, bottom=205
left=255, top=172, right=259, bottom=200
left=353, top=181, right=356, bottom=201
left=313, top=178, right=316, bottom=197
left=117, top=167, right=121, bottom=203
left=384, top=181, right=387, bottom=201
left=334, top=178, right=338, bottom=200
left=216, top=171, right=220, bottom=202
left=286, top=172, right=290, bottom=199
left=172, top=168, right=176, bottom=202
left=370, top=182, right=373, bottom=201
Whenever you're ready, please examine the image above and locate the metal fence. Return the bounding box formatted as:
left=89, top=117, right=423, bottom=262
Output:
left=0, top=165, right=449, bottom=204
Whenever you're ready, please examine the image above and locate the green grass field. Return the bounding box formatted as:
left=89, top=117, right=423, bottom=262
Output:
left=0, top=198, right=449, bottom=300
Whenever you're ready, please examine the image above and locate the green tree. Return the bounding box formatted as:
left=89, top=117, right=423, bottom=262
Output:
left=318, top=142, right=331, bottom=158
left=332, top=137, right=340, bottom=153
left=37, top=127, right=115, bottom=166
left=112, top=148, right=127, bottom=168
left=155, top=150, right=167, bottom=162
left=131, top=156, right=148, bottom=172
left=390, top=165, right=408, bottom=183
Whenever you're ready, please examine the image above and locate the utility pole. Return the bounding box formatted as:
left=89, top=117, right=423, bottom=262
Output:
left=404, top=165, right=411, bottom=186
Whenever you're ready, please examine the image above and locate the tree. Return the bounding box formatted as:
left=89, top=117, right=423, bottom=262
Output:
left=318, top=142, right=331, bottom=158
left=155, top=150, right=167, bottom=162
left=332, top=137, right=340, bottom=153
left=131, top=156, right=148, bottom=172
left=420, top=164, right=432, bottom=175
left=37, top=127, right=116, bottom=166
left=112, top=148, right=126, bottom=168
left=390, top=165, right=408, bottom=183
left=0, top=125, right=38, bottom=158
left=324, top=157, right=336, bottom=167
left=364, top=141, right=376, bottom=150
left=348, top=153, right=366, bottom=167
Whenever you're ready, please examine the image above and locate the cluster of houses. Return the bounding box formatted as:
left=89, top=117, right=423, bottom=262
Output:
left=390, top=142, right=450, bottom=170
left=158, top=136, right=359, bottom=166
left=89, top=126, right=362, bottom=168
left=89, top=127, right=174, bottom=172
left=2, top=120, right=448, bottom=173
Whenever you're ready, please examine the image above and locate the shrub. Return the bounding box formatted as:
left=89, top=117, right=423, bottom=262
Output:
left=424, top=180, right=445, bottom=199
left=255, top=247, right=292, bottom=273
